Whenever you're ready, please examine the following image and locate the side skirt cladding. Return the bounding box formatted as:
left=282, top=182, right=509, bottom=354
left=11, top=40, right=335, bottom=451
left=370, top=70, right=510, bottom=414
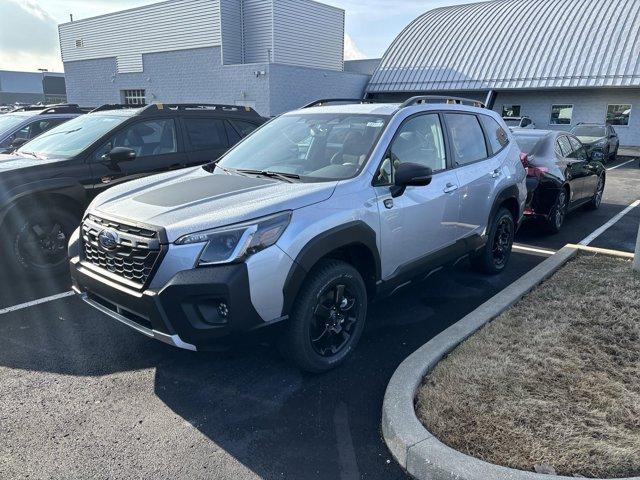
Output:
left=281, top=221, right=381, bottom=317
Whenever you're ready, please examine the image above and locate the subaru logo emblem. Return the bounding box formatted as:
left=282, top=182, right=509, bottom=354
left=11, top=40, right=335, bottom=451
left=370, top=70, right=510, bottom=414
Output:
left=98, top=229, right=119, bottom=251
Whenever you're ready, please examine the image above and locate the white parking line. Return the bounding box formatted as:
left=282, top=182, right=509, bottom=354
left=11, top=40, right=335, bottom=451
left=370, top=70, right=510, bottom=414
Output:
left=607, top=158, right=637, bottom=170
left=513, top=244, right=557, bottom=256
left=579, top=199, right=640, bottom=246
left=0, top=291, right=74, bottom=316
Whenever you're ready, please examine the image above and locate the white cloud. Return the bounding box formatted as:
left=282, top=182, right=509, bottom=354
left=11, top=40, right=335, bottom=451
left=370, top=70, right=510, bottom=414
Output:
left=344, top=34, right=366, bottom=60
left=0, top=0, right=63, bottom=71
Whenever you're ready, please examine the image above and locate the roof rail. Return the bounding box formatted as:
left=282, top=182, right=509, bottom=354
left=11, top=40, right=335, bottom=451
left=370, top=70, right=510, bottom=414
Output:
left=89, top=104, right=141, bottom=113
left=10, top=105, right=45, bottom=112
left=400, top=96, right=485, bottom=109
left=302, top=98, right=376, bottom=109
left=138, top=102, right=261, bottom=117
left=39, top=103, right=84, bottom=114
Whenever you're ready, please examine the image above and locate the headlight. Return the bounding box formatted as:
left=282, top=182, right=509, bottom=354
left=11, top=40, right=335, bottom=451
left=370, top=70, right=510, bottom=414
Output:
left=175, top=211, right=292, bottom=266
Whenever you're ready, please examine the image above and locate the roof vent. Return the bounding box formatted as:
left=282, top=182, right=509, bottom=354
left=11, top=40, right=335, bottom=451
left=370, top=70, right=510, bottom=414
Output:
left=75, top=38, right=84, bottom=48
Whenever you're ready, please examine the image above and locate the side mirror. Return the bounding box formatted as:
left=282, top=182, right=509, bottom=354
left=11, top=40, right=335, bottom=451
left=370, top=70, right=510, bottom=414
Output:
left=102, top=146, right=136, bottom=163
left=391, top=162, right=433, bottom=198
left=10, top=137, right=28, bottom=149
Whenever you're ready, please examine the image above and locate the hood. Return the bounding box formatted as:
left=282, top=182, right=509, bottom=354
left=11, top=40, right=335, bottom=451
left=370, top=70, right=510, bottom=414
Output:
left=90, top=167, right=337, bottom=243
left=576, top=136, right=605, bottom=145
left=0, top=152, right=67, bottom=173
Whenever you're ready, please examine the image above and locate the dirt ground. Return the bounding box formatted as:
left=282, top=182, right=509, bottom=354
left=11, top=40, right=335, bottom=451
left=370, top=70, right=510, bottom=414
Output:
left=416, top=254, right=640, bottom=478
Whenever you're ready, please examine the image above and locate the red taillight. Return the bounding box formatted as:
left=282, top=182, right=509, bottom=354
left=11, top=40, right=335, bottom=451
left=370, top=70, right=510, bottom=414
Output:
left=520, top=153, right=548, bottom=178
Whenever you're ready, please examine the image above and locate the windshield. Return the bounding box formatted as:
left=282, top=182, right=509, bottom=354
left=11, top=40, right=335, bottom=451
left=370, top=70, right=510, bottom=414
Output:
left=16, top=114, right=129, bottom=159
left=0, top=114, right=27, bottom=136
left=572, top=126, right=605, bottom=137
left=216, top=113, right=389, bottom=181
left=514, top=134, right=544, bottom=154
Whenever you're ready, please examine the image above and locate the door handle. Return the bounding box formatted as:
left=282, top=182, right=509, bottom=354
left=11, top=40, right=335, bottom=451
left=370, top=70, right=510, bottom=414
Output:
left=490, top=168, right=501, bottom=179
left=443, top=183, right=459, bottom=194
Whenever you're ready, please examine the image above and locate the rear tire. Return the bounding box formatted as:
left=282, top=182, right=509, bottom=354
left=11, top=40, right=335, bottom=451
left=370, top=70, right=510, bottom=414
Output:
left=471, top=207, right=515, bottom=275
left=609, top=147, right=618, bottom=163
left=545, top=188, right=568, bottom=234
left=279, top=259, right=367, bottom=373
left=0, top=203, right=78, bottom=279
left=586, top=175, right=605, bottom=210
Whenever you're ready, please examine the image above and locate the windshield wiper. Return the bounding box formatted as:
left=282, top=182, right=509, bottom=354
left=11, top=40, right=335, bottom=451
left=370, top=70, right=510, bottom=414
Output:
left=237, top=169, right=300, bottom=183
left=19, top=151, right=38, bottom=158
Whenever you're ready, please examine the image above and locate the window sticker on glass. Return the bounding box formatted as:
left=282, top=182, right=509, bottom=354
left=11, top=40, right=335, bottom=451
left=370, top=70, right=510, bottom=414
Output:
left=367, top=121, right=385, bottom=128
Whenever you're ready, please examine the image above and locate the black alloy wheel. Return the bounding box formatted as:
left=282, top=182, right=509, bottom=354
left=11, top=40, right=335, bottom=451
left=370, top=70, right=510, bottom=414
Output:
left=470, top=207, right=515, bottom=275
left=492, top=215, right=514, bottom=269
left=310, top=283, right=359, bottom=357
left=2, top=204, right=78, bottom=278
left=280, top=259, right=367, bottom=373
left=546, top=189, right=568, bottom=234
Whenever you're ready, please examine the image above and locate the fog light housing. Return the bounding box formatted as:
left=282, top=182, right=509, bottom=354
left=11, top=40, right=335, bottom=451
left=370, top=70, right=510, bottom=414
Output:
left=196, top=300, right=229, bottom=326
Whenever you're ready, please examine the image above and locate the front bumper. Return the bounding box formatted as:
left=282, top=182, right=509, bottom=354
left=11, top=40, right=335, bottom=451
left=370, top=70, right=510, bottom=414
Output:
left=70, top=256, right=285, bottom=350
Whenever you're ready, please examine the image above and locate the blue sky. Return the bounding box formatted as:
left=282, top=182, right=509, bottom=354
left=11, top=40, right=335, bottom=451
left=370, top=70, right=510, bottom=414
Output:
left=0, top=0, right=484, bottom=72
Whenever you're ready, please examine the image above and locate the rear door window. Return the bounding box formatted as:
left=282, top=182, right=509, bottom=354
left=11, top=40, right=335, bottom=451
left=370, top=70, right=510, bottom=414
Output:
left=184, top=118, right=228, bottom=151
left=444, top=113, right=488, bottom=166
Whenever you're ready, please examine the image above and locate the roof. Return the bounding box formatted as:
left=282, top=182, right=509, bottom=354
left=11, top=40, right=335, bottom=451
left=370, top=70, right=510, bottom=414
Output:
left=367, top=0, right=640, bottom=93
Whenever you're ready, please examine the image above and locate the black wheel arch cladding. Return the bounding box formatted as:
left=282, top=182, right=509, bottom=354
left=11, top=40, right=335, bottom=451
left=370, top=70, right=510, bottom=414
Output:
left=281, top=221, right=380, bottom=317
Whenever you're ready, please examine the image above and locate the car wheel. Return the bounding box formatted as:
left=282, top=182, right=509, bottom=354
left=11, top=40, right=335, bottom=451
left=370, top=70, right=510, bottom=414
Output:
left=279, top=259, right=367, bottom=373
left=587, top=175, right=605, bottom=210
left=1, top=203, right=78, bottom=279
left=545, top=188, right=568, bottom=234
left=471, top=207, right=515, bottom=275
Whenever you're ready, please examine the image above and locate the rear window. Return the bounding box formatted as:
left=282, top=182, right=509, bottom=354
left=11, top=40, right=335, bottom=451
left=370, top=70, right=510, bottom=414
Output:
left=514, top=134, right=544, bottom=154
left=229, top=120, right=259, bottom=137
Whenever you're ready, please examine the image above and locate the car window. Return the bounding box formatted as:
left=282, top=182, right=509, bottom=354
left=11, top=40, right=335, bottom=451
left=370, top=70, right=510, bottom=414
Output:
left=92, top=119, right=177, bottom=161
left=568, top=137, right=587, bottom=161
left=445, top=113, right=488, bottom=166
left=22, top=119, right=68, bottom=139
left=184, top=118, right=228, bottom=151
left=479, top=115, right=509, bottom=153
left=557, top=136, right=572, bottom=157
left=378, top=114, right=446, bottom=185
left=229, top=120, right=259, bottom=137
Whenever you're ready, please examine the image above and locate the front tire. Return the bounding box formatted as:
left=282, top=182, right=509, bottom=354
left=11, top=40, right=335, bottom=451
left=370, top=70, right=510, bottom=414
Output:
left=279, top=259, right=368, bottom=373
left=1, top=203, right=78, bottom=278
left=471, top=207, right=515, bottom=275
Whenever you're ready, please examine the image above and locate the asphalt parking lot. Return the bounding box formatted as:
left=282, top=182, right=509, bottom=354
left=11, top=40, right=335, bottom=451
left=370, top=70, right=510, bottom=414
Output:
left=1, top=157, right=638, bottom=480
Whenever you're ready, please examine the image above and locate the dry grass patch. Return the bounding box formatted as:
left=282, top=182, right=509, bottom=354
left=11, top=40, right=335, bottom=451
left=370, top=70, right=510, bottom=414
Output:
left=416, top=254, right=640, bottom=478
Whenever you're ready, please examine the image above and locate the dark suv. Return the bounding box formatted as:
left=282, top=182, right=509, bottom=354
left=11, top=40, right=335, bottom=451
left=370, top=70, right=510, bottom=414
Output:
left=571, top=123, right=619, bottom=163
left=0, top=103, right=265, bottom=277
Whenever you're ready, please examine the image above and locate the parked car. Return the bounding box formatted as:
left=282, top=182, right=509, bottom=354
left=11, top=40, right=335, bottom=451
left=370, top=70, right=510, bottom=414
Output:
left=0, top=103, right=265, bottom=277
left=514, top=130, right=606, bottom=233
left=0, top=104, right=85, bottom=154
left=69, top=96, right=527, bottom=372
left=571, top=123, right=619, bottom=163
left=503, top=116, right=535, bottom=130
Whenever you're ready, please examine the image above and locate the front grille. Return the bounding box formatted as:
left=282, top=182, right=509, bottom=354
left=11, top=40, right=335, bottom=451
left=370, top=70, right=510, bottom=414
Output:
left=81, top=216, right=163, bottom=287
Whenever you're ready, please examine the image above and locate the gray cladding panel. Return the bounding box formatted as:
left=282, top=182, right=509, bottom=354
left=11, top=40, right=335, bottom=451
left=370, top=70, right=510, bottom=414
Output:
left=242, top=0, right=274, bottom=64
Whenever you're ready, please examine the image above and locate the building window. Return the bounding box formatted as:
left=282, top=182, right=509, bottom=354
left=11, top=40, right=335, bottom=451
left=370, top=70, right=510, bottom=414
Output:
left=607, top=104, right=631, bottom=126
left=550, top=105, right=573, bottom=125
left=501, top=105, right=521, bottom=118
left=122, top=89, right=146, bottom=106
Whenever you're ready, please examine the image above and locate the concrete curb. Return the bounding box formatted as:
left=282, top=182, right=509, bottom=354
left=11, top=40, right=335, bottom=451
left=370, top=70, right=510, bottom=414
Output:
left=382, top=245, right=640, bottom=480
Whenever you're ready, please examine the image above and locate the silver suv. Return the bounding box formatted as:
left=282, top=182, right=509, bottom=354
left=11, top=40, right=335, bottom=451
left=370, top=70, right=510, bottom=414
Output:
left=69, top=97, right=527, bottom=372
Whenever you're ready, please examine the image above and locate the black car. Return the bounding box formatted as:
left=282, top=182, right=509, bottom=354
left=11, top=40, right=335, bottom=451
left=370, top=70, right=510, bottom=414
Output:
left=570, top=123, right=619, bottom=163
left=514, top=130, right=606, bottom=233
left=0, top=103, right=265, bottom=277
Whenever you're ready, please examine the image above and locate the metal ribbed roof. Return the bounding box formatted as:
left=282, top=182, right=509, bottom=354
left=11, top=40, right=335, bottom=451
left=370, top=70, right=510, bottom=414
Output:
left=367, top=0, right=640, bottom=93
